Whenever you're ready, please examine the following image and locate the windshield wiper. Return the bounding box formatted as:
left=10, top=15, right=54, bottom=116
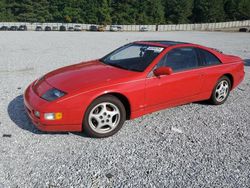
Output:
left=108, top=63, right=128, bottom=70
left=126, top=67, right=141, bottom=72
left=105, top=62, right=141, bottom=72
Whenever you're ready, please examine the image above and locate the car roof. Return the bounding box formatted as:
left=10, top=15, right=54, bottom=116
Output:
left=134, top=40, right=224, bottom=57
left=135, top=40, right=190, bottom=47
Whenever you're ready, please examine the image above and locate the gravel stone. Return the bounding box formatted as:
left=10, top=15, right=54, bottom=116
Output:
left=0, top=31, right=249, bottom=187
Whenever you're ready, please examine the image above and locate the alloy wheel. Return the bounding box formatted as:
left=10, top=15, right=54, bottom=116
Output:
left=88, top=102, right=121, bottom=134
left=215, top=80, right=229, bottom=102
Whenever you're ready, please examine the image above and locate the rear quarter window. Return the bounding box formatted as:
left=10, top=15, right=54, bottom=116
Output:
left=198, top=49, right=221, bottom=66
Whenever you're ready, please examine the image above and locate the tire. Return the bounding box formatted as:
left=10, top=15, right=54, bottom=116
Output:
left=209, top=76, right=231, bottom=105
left=83, top=95, right=126, bottom=138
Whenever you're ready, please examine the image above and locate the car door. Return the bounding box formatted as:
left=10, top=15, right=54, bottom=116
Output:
left=145, top=47, right=204, bottom=110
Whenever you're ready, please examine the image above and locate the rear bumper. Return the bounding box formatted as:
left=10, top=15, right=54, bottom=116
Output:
left=24, top=84, right=82, bottom=132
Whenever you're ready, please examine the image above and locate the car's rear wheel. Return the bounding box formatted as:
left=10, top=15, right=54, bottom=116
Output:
left=83, top=95, right=126, bottom=138
left=210, top=76, right=231, bottom=105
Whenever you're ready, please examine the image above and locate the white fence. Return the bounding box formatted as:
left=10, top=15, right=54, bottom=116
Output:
left=0, top=20, right=249, bottom=31
left=158, top=20, right=250, bottom=31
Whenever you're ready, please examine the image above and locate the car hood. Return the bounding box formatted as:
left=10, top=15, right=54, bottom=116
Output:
left=43, top=60, right=140, bottom=93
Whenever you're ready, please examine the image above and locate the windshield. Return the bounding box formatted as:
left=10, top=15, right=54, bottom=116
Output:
left=101, top=43, right=164, bottom=72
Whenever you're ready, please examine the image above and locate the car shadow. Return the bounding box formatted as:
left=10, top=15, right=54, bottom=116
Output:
left=244, top=59, right=250, bottom=66
left=193, top=100, right=211, bottom=106
left=8, top=95, right=89, bottom=136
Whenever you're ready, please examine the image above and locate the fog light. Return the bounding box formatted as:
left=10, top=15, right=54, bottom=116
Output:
left=34, top=111, right=40, bottom=118
left=44, top=112, right=62, bottom=120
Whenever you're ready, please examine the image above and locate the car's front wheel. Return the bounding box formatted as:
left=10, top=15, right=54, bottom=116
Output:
left=83, top=95, right=126, bottom=138
left=210, top=76, right=231, bottom=105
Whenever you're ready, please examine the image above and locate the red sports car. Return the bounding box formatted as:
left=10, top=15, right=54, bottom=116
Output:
left=24, top=41, right=245, bottom=137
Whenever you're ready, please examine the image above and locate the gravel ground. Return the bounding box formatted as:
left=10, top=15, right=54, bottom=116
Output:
left=0, top=31, right=249, bottom=188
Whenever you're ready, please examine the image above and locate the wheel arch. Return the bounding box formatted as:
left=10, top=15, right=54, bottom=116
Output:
left=222, top=73, right=234, bottom=90
left=95, top=92, right=131, bottom=120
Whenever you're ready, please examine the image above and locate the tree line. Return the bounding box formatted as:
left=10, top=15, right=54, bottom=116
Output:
left=0, top=0, right=250, bottom=24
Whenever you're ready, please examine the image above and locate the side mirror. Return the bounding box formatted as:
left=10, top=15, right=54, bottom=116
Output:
left=153, top=66, right=173, bottom=77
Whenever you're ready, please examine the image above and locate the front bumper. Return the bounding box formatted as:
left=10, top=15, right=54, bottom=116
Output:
left=24, top=84, right=82, bottom=132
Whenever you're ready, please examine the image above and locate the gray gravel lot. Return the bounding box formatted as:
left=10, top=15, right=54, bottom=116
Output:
left=0, top=31, right=249, bottom=187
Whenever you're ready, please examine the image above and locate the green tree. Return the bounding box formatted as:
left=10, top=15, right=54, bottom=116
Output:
left=110, top=0, right=164, bottom=25
left=0, top=0, right=15, bottom=21
left=192, top=0, right=225, bottom=23
left=33, top=0, right=52, bottom=22
left=97, top=0, right=111, bottom=25
left=238, top=0, right=250, bottom=20
left=83, top=0, right=99, bottom=23
left=164, top=0, right=193, bottom=24
left=4, top=0, right=52, bottom=23
left=0, top=0, right=249, bottom=24
left=111, top=0, right=138, bottom=24
left=49, top=0, right=83, bottom=23
left=135, top=0, right=148, bottom=24
left=146, top=0, right=165, bottom=24
left=224, top=0, right=239, bottom=21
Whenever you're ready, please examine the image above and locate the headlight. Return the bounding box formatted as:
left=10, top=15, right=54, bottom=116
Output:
left=41, top=88, right=66, bottom=101
left=44, top=112, right=63, bottom=120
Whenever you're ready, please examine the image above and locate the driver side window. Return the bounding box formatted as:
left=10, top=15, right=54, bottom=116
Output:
left=157, top=47, right=199, bottom=72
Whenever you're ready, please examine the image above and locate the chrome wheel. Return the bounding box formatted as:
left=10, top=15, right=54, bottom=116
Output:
left=88, top=102, right=121, bottom=134
left=215, top=80, right=229, bottom=102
